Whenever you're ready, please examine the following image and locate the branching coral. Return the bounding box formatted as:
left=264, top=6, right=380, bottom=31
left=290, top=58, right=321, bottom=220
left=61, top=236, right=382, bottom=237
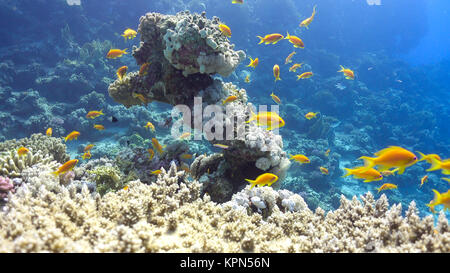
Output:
left=0, top=149, right=54, bottom=178
left=0, top=162, right=448, bottom=253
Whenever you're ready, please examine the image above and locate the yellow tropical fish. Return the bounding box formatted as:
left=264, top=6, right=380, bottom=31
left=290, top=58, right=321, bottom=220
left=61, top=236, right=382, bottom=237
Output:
left=93, top=124, right=105, bottom=130
left=123, top=185, right=129, bottom=191
left=144, top=122, right=155, bottom=132
left=121, top=28, right=137, bottom=41
left=84, top=144, right=95, bottom=152
left=152, top=138, right=165, bottom=155
left=213, top=143, right=229, bottom=149
left=285, top=51, right=296, bottom=64
left=426, top=189, right=450, bottom=212
left=289, top=154, right=310, bottom=164
left=245, top=173, right=278, bottom=189
left=300, top=5, right=317, bottom=29
left=381, top=168, right=398, bottom=177
left=270, top=92, right=281, bottom=104
left=148, top=148, right=155, bottom=160
left=151, top=170, right=162, bottom=175
left=338, top=65, right=355, bottom=80
left=325, top=149, right=331, bottom=157
left=245, top=74, right=251, bottom=83
left=17, top=147, right=29, bottom=157
left=132, top=92, right=150, bottom=106
left=297, top=72, right=313, bottom=80
left=247, top=57, right=259, bottom=68
left=427, top=158, right=450, bottom=175
left=53, top=159, right=78, bottom=176
left=179, top=132, right=191, bottom=140
left=139, top=62, right=151, bottom=77
left=285, top=31, right=304, bottom=48
left=222, top=95, right=238, bottom=105
left=419, top=175, right=429, bottom=188
left=320, top=167, right=329, bottom=175
left=65, top=131, right=80, bottom=142
left=106, top=48, right=128, bottom=59
left=376, top=183, right=398, bottom=193
left=289, top=63, right=304, bottom=72
left=219, top=24, right=231, bottom=37
left=246, top=110, right=285, bottom=131
left=305, top=112, right=319, bottom=120
left=116, top=66, right=128, bottom=81
left=86, top=110, right=104, bottom=119
left=81, top=151, right=91, bottom=160
left=359, top=146, right=418, bottom=175
left=257, top=33, right=284, bottom=45
left=273, top=64, right=281, bottom=82
left=232, top=0, right=243, bottom=3
left=46, top=128, right=52, bottom=137
left=417, top=151, right=441, bottom=164
left=343, top=167, right=383, bottom=183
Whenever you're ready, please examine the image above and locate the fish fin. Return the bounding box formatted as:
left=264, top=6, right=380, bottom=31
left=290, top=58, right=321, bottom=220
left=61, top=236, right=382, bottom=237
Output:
left=285, top=31, right=290, bottom=39
left=363, top=179, right=373, bottom=183
left=426, top=158, right=442, bottom=172
left=358, top=156, right=376, bottom=170
left=342, top=168, right=353, bottom=177
left=338, top=65, right=344, bottom=72
left=257, top=36, right=264, bottom=44
left=396, top=167, right=406, bottom=175
left=123, top=48, right=128, bottom=54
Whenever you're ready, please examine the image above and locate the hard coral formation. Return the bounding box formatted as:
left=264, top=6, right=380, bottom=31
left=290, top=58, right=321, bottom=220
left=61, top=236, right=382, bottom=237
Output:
left=0, top=162, right=448, bottom=253
left=0, top=149, right=54, bottom=178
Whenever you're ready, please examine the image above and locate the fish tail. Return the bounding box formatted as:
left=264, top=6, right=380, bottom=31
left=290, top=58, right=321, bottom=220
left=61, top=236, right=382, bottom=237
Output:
left=312, top=5, right=317, bottom=15
left=338, top=65, right=344, bottom=72
left=285, top=31, right=290, bottom=39
left=417, top=151, right=427, bottom=162
left=245, top=179, right=256, bottom=189
left=358, top=156, right=376, bottom=169
left=426, top=158, right=442, bottom=172
left=123, top=48, right=128, bottom=54
left=257, top=36, right=264, bottom=44
left=396, top=166, right=406, bottom=175
left=342, top=168, right=353, bottom=177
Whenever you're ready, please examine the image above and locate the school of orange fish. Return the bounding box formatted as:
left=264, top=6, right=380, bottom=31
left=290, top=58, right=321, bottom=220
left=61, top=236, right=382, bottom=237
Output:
left=15, top=2, right=449, bottom=213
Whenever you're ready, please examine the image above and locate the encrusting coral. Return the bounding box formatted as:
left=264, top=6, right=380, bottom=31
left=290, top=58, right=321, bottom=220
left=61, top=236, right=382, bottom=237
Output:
left=0, top=161, right=448, bottom=253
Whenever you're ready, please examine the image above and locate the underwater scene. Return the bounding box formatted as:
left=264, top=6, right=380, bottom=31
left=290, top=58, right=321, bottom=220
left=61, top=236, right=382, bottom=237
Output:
left=0, top=0, right=449, bottom=253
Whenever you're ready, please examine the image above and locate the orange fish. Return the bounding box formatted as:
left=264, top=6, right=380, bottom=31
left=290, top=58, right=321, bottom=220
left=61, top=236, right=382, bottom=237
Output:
left=289, top=63, right=304, bottom=72
left=427, top=158, right=450, bottom=175
left=93, top=124, right=105, bottom=130
left=180, top=153, right=193, bottom=160
left=148, top=148, right=155, bottom=160
left=179, top=132, right=191, bottom=140
left=285, top=51, right=296, bottom=64
left=420, top=175, right=429, bottom=188
left=17, top=147, right=29, bottom=157
left=426, top=189, right=450, bottom=212
left=116, top=66, right=128, bottom=81
left=86, top=110, right=104, bottom=119
left=245, top=75, right=251, bottom=83
left=123, top=185, right=129, bottom=191
left=81, top=151, right=91, bottom=160
left=343, top=167, right=383, bottom=183
left=121, top=28, right=137, bottom=40
left=213, top=143, right=229, bottom=149
left=305, top=112, right=319, bottom=120
left=376, top=183, right=398, bottom=193
left=139, top=62, right=151, bottom=77
left=273, top=64, right=281, bottom=82
left=270, top=92, right=281, bottom=104
left=338, top=65, right=355, bottom=80
left=257, top=33, right=284, bottom=45
left=132, top=92, right=150, bottom=106
left=53, top=159, right=78, bottom=176
left=289, top=154, right=310, bottom=164
left=245, top=173, right=278, bottom=189
left=297, top=72, right=313, bottom=80
left=285, top=32, right=304, bottom=49
left=106, top=48, right=128, bottom=59
left=300, top=5, right=317, bottom=29
left=65, top=131, right=80, bottom=142
left=320, top=167, right=329, bottom=175
left=84, top=144, right=95, bottom=152
left=46, top=128, right=52, bottom=137
left=152, top=138, right=165, bottom=155
left=151, top=170, right=162, bottom=175
left=325, top=149, right=331, bottom=157
left=222, top=95, right=238, bottom=105
left=359, top=146, right=418, bottom=175
left=417, top=152, right=441, bottom=164
left=232, top=0, right=243, bottom=3
left=219, top=24, right=231, bottom=37
left=247, top=57, right=259, bottom=68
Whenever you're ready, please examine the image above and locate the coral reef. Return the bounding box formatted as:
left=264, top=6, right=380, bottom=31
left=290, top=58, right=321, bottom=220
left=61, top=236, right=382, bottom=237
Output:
left=0, top=149, right=54, bottom=178
left=0, top=176, right=14, bottom=203
left=0, top=162, right=447, bottom=253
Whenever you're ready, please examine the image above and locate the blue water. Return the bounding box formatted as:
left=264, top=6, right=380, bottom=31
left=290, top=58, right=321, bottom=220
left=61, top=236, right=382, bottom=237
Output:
left=0, top=0, right=449, bottom=219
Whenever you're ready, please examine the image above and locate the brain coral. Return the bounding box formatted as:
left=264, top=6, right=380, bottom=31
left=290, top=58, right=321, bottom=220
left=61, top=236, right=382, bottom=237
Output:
left=0, top=162, right=448, bottom=253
